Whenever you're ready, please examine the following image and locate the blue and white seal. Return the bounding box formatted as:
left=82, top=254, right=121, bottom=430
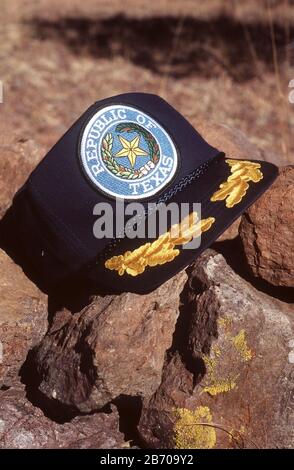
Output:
left=80, top=105, right=178, bottom=199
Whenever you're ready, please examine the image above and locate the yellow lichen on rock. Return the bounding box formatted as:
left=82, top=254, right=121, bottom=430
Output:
left=202, top=379, right=237, bottom=396
left=201, top=321, right=253, bottom=397
left=218, top=315, right=233, bottom=332
left=229, top=425, right=247, bottom=447
left=174, top=406, right=216, bottom=449
left=202, top=350, right=238, bottom=397
left=231, top=329, right=253, bottom=362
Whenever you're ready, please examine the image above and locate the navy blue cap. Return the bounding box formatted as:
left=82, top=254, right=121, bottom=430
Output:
left=0, top=93, right=278, bottom=293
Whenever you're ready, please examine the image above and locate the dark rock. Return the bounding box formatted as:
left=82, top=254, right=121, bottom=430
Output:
left=0, top=386, right=125, bottom=449
left=35, top=272, right=187, bottom=412
left=138, top=250, right=294, bottom=449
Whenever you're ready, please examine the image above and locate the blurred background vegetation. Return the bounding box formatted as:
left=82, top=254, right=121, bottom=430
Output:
left=1, top=0, right=293, bottom=164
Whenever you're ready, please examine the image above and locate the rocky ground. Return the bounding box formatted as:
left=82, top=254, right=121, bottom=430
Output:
left=0, top=120, right=293, bottom=448
left=0, top=0, right=294, bottom=449
left=1, top=0, right=293, bottom=163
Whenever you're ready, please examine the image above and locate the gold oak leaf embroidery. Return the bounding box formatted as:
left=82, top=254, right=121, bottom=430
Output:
left=210, top=159, right=263, bottom=208
left=105, top=213, right=215, bottom=277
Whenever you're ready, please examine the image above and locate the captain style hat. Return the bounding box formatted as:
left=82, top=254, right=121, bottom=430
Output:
left=0, top=93, right=278, bottom=293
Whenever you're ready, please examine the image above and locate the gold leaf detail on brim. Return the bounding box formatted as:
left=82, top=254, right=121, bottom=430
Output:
left=105, top=212, right=215, bottom=276
left=211, top=159, right=263, bottom=208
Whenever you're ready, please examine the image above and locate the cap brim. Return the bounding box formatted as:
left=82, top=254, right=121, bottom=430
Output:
left=88, top=157, right=278, bottom=294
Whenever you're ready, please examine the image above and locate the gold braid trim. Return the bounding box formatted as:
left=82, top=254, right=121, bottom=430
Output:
left=105, top=159, right=263, bottom=277
left=105, top=213, right=215, bottom=277
left=210, top=159, right=263, bottom=208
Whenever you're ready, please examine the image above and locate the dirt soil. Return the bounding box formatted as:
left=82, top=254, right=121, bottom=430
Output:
left=0, top=0, right=293, bottom=165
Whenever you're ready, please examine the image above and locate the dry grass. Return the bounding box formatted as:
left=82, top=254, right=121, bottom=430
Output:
left=1, top=0, right=293, bottom=165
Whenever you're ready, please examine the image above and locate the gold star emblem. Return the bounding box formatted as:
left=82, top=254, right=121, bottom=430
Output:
left=115, top=135, right=148, bottom=167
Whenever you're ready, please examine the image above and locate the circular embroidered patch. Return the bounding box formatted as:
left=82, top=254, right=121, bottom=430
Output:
left=80, top=105, right=178, bottom=199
